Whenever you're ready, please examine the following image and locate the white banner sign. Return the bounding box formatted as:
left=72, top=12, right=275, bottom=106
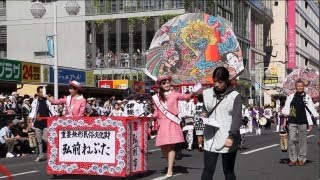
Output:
left=131, top=120, right=142, bottom=172
left=58, top=130, right=116, bottom=163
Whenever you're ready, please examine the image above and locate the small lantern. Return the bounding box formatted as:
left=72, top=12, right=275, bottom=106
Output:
left=65, top=0, right=81, bottom=16
left=30, top=1, right=46, bottom=18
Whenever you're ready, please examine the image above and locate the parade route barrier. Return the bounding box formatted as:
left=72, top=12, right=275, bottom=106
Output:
left=46, top=116, right=148, bottom=177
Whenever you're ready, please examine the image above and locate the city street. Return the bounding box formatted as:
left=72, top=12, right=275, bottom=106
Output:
left=0, top=127, right=319, bottom=180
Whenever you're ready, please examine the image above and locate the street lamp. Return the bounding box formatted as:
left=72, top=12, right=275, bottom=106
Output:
left=30, top=0, right=80, bottom=99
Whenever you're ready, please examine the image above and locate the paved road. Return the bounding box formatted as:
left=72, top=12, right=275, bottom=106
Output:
left=0, top=127, right=319, bottom=180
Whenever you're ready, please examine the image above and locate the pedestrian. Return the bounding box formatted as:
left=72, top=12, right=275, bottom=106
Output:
left=152, top=75, right=201, bottom=178
left=282, top=79, right=319, bottom=166
left=28, top=86, right=57, bottom=161
left=201, top=67, right=242, bottom=180
left=48, top=80, right=87, bottom=117
left=108, top=102, right=124, bottom=117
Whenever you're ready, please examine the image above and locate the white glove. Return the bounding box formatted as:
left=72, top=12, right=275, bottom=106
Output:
left=192, top=82, right=202, bottom=93
left=43, top=86, right=47, bottom=97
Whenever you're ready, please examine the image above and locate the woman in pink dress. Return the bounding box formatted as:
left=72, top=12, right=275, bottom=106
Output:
left=152, top=75, right=201, bottom=178
left=49, top=80, right=87, bottom=117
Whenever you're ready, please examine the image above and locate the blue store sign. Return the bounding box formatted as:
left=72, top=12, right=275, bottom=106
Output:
left=50, top=67, right=86, bottom=85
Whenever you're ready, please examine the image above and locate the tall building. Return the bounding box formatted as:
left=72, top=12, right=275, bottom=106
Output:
left=264, top=0, right=320, bottom=105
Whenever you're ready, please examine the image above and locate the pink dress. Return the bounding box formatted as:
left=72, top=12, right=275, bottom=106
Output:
left=153, top=91, right=193, bottom=147
left=50, top=95, right=86, bottom=117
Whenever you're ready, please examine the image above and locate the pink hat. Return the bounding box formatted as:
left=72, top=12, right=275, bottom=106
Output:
left=69, top=80, right=82, bottom=91
left=156, top=75, right=172, bottom=85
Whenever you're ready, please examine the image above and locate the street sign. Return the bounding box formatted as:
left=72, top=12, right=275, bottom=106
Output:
left=263, top=77, right=278, bottom=84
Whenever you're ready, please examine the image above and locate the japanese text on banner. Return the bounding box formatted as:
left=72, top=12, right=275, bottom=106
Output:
left=0, top=59, right=21, bottom=81
left=22, top=62, right=41, bottom=83
left=131, top=120, right=142, bottom=172
left=59, top=130, right=116, bottom=163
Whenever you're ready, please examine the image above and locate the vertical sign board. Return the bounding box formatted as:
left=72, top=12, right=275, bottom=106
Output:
left=130, top=119, right=148, bottom=174
left=50, top=67, right=86, bottom=85
left=21, top=62, right=41, bottom=83
left=287, top=0, right=296, bottom=69
left=86, top=71, right=95, bottom=87
left=0, top=59, right=21, bottom=81
left=41, top=65, right=50, bottom=83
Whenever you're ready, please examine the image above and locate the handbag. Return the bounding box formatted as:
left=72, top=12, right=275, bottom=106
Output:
left=279, top=130, right=288, bottom=152
left=28, top=132, right=37, bottom=148
left=289, top=106, right=296, bottom=118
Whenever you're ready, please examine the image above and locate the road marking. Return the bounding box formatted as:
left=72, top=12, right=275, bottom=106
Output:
left=150, top=173, right=182, bottom=180
left=241, top=144, right=279, bottom=155
left=0, top=170, right=38, bottom=179
left=148, top=148, right=161, bottom=152
left=242, top=134, right=316, bottom=155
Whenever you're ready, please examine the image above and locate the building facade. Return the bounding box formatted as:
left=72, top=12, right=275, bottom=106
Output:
left=264, top=0, right=320, bottom=106
left=0, top=0, right=284, bottom=104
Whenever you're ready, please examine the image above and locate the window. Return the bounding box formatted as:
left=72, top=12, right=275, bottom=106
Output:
left=274, top=1, right=278, bottom=6
left=305, top=39, right=308, bottom=47
left=0, top=0, right=6, bottom=7
left=305, top=0, right=308, bottom=9
left=305, top=21, right=308, bottom=28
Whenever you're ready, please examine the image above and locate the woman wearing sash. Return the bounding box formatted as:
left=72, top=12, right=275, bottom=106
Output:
left=152, top=75, right=201, bottom=178
left=49, top=80, right=87, bottom=117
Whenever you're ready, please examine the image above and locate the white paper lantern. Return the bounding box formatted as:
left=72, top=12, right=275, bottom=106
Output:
left=65, top=0, right=81, bottom=15
left=30, top=1, right=46, bottom=18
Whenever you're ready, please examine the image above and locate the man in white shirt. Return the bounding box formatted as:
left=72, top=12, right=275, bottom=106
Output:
left=0, top=119, right=20, bottom=157
left=123, top=95, right=144, bottom=116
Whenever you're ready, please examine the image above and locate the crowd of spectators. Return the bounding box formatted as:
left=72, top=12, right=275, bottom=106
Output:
left=0, top=91, right=155, bottom=159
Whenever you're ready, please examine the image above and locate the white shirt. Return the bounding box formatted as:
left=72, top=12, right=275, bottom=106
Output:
left=109, top=109, right=124, bottom=117
left=0, top=126, right=13, bottom=144
left=123, top=100, right=144, bottom=116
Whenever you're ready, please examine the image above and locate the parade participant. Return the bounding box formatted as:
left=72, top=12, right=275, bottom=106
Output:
left=251, top=106, right=261, bottom=135
left=194, top=95, right=205, bottom=151
left=49, top=80, right=87, bottom=117
left=123, top=94, right=144, bottom=117
left=282, top=79, right=319, bottom=166
left=108, top=102, right=124, bottom=117
left=201, top=67, right=242, bottom=180
left=180, top=98, right=196, bottom=151
left=263, top=105, right=272, bottom=129
left=29, top=86, right=57, bottom=162
left=244, top=105, right=253, bottom=133
left=152, top=75, right=201, bottom=178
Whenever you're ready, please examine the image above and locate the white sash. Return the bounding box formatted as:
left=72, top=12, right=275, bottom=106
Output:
left=66, top=95, right=73, bottom=116
left=66, top=95, right=84, bottom=117
left=152, top=94, right=181, bottom=125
